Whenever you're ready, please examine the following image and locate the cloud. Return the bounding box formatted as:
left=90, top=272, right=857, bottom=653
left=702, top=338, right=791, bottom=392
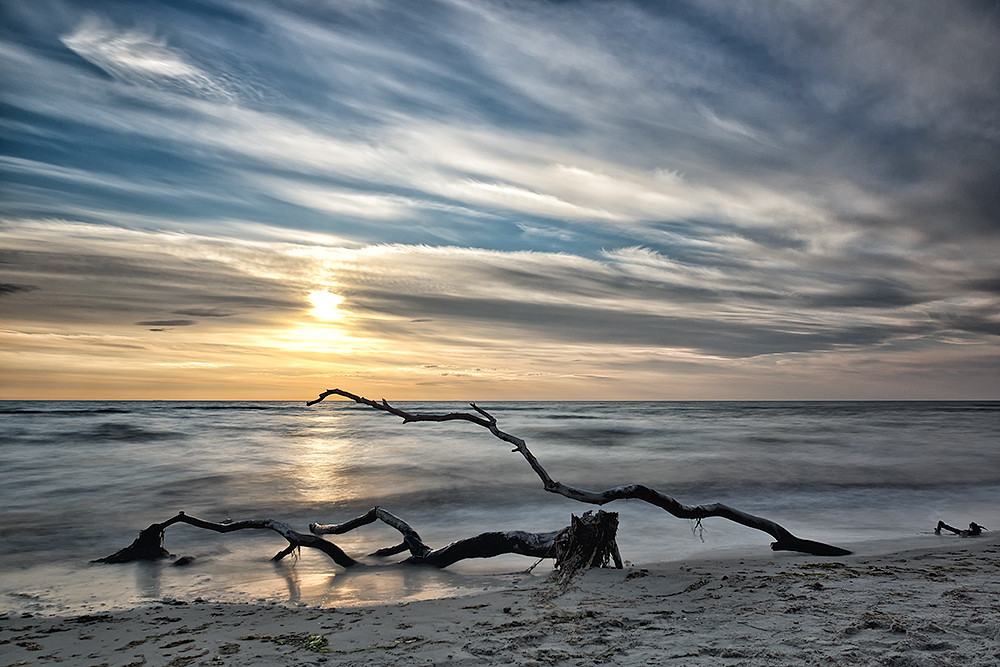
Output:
left=689, top=0, right=1000, bottom=236
left=0, top=283, right=39, bottom=296
left=0, top=219, right=306, bottom=331
left=697, top=104, right=765, bottom=143
left=172, top=309, right=235, bottom=318
left=516, top=223, right=575, bottom=242
left=964, top=276, right=1000, bottom=296
left=9, top=0, right=991, bottom=254
left=135, top=319, right=195, bottom=328
left=352, top=291, right=907, bottom=358
left=2, top=3, right=866, bottom=241
left=61, top=15, right=238, bottom=102
left=305, top=240, right=996, bottom=360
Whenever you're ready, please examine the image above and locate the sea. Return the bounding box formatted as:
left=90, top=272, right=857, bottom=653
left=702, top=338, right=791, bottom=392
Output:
left=1, top=400, right=998, bottom=615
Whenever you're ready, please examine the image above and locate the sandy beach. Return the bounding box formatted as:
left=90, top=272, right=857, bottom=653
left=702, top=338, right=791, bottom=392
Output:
left=3, top=532, right=998, bottom=667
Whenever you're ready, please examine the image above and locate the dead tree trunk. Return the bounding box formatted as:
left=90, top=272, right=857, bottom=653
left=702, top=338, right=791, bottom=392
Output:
left=308, top=388, right=852, bottom=557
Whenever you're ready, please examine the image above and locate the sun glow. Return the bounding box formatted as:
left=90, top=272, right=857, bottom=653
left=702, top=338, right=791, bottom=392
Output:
left=308, top=290, right=345, bottom=321
left=277, top=324, right=357, bottom=353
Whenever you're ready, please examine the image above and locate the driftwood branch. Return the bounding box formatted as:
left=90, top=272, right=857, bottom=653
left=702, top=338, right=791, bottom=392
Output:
left=94, top=511, right=358, bottom=567
left=96, top=508, right=619, bottom=578
left=935, top=520, right=987, bottom=537
left=312, top=506, right=620, bottom=577
left=311, top=506, right=564, bottom=568
left=310, top=388, right=852, bottom=557
left=311, top=506, right=431, bottom=558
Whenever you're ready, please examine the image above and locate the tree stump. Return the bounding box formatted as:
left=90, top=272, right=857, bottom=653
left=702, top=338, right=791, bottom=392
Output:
left=552, top=510, right=621, bottom=584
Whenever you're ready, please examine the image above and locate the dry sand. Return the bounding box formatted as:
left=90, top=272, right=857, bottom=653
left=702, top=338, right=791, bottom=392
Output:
left=3, top=533, right=998, bottom=666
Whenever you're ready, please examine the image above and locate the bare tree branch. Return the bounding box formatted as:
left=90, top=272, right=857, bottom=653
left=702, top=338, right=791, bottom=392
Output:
left=310, top=388, right=851, bottom=557
left=95, top=508, right=589, bottom=572
left=93, top=511, right=358, bottom=567
left=311, top=506, right=432, bottom=559
left=310, top=506, right=566, bottom=569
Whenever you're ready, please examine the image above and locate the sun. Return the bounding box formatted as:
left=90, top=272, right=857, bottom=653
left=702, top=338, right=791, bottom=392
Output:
left=308, top=290, right=345, bottom=321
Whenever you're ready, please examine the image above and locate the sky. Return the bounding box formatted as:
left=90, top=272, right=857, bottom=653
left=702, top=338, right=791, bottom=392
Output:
left=2, top=0, right=999, bottom=400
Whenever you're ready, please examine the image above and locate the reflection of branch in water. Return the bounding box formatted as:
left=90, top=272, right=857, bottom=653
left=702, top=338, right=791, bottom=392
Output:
left=274, top=559, right=301, bottom=602
left=135, top=561, right=162, bottom=600
left=317, top=560, right=493, bottom=608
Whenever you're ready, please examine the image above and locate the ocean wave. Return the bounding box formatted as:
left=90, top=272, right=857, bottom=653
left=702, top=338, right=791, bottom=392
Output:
left=522, top=426, right=649, bottom=445
left=75, top=422, right=183, bottom=442
left=0, top=407, right=131, bottom=415
left=164, top=405, right=280, bottom=411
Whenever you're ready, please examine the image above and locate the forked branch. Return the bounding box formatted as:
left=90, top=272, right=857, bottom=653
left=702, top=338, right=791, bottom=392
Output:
left=310, top=388, right=851, bottom=557
left=309, top=506, right=567, bottom=568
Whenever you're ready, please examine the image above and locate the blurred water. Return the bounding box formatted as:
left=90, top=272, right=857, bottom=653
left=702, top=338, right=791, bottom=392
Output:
left=1, top=400, right=998, bottom=614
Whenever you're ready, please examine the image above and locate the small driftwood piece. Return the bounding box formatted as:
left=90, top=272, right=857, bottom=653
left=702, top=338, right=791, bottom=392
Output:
left=935, top=520, right=987, bottom=537
left=309, top=388, right=852, bottom=557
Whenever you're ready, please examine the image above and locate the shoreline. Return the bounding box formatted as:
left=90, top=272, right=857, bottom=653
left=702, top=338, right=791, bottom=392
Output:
left=3, top=533, right=998, bottom=666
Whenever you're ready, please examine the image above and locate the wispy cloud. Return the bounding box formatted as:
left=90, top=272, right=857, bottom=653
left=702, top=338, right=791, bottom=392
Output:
left=61, top=15, right=239, bottom=102
left=136, top=319, right=195, bottom=328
